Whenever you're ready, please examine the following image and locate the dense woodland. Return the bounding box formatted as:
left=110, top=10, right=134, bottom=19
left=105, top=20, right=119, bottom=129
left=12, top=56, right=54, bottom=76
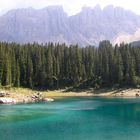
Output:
left=0, top=40, right=140, bottom=89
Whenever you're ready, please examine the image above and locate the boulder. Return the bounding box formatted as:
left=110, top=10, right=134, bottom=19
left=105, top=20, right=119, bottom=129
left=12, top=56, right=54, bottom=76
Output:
left=0, top=98, right=16, bottom=104
left=0, top=91, right=7, bottom=97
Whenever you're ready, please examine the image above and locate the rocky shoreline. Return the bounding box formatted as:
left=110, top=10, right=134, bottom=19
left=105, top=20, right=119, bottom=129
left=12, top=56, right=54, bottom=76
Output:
left=0, top=90, right=54, bottom=104
left=0, top=88, right=140, bottom=104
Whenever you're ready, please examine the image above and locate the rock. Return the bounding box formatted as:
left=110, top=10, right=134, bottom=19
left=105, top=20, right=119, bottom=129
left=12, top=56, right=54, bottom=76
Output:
left=23, top=98, right=32, bottom=103
left=32, top=95, right=38, bottom=99
left=0, top=93, right=6, bottom=97
left=31, top=93, right=43, bottom=102
left=37, top=92, right=42, bottom=96
left=0, top=91, right=7, bottom=97
left=0, top=98, right=16, bottom=104
left=44, top=98, right=54, bottom=102
left=34, top=95, right=38, bottom=98
left=6, top=93, right=10, bottom=96
left=136, top=93, right=139, bottom=97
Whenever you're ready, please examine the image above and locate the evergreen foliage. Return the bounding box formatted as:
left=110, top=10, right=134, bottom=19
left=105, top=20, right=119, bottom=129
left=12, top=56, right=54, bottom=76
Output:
left=0, top=41, right=140, bottom=89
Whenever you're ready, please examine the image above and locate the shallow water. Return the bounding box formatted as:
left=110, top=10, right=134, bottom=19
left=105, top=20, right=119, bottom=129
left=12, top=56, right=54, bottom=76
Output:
left=0, top=97, right=140, bottom=140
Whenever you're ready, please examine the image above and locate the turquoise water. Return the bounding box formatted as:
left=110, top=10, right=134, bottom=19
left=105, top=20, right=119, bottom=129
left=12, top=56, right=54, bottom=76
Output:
left=0, top=97, right=140, bottom=140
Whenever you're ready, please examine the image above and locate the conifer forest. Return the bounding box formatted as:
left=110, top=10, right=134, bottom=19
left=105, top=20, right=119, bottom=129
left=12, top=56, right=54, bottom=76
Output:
left=0, top=40, right=140, bottom=89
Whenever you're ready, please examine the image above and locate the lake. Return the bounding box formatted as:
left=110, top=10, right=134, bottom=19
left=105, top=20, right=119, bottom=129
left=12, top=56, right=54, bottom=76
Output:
left=0, top=97, right=140, bottom=140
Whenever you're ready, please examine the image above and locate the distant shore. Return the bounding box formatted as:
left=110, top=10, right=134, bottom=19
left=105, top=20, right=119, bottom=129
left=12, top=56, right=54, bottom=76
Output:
left=0, top=87, right=140, bottom=104
left=42, top=88, right=140, bottom=98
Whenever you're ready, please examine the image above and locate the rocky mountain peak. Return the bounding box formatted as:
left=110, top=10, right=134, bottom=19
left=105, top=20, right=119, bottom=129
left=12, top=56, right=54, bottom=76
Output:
left=0, top=5, right=140, bottom=46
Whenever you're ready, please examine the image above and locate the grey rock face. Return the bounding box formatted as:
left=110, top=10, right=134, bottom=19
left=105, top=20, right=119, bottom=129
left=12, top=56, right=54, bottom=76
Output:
left=0, top=5, right=140, bottom=46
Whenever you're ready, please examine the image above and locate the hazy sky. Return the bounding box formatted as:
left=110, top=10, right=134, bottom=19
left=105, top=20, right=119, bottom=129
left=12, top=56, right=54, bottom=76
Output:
left=0, top=0, right=140, bottom=15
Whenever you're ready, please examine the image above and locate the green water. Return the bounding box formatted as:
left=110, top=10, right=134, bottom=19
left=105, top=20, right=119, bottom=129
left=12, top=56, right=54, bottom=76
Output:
left=0, top=97, right=140, bottom=140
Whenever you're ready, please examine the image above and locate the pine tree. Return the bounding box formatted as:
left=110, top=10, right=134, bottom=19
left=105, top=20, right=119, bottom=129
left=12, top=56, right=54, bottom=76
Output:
left=26, top=55, right=33, bottom=88
left=0, top=53, right=3, bottom=85
left=46, top=45, right=53, bottom=87
left=14, top=60, right=20, bottom=87
left=2, top=55, right=11, bottom=86
left=114, top=46, right=124, bottom=85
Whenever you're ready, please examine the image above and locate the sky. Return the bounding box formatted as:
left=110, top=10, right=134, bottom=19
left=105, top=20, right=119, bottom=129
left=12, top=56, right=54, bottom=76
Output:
left=0, top=0, right=140, bottom=16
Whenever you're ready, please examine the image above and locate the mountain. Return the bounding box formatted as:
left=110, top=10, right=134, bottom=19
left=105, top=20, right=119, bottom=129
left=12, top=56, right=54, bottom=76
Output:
left=112, top=28, right=140, bottom=45
left=0, top=5, right=140, bottom=46
left=131, top=40, right=140, bottom=47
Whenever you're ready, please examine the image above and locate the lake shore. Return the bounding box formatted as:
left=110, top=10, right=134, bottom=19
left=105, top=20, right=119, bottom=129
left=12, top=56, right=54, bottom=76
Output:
left=0, top=87, right=140, bottom=104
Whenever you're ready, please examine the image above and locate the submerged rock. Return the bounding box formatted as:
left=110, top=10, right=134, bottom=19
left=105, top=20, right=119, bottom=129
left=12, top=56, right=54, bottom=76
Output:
left=0, top=98, right=16, bottom=104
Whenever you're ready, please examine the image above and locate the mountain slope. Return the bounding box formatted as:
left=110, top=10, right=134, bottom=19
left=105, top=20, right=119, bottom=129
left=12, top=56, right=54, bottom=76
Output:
left=113, top=28, right=140, bottom=45
left=131, top=40, right=140, bottom=47
left=0, top=5, right=140, bottom=46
